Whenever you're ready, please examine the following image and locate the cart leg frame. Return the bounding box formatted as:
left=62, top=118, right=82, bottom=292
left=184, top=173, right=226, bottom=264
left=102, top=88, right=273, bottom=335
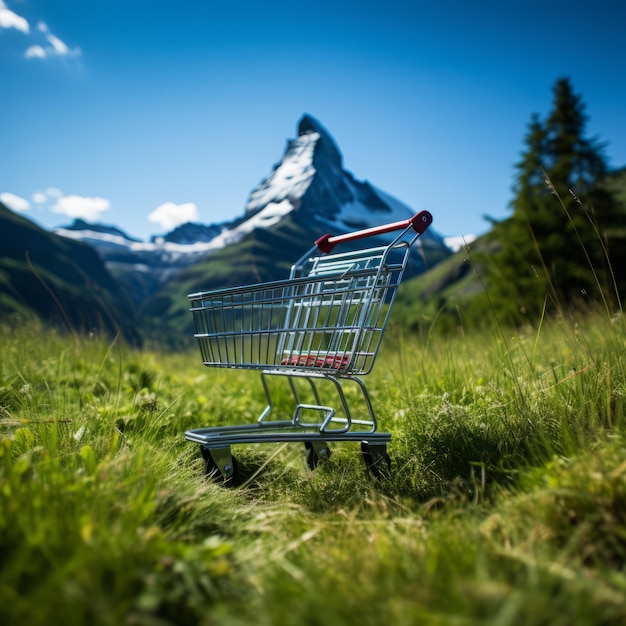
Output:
left=186, top=370, right=391, bottom=481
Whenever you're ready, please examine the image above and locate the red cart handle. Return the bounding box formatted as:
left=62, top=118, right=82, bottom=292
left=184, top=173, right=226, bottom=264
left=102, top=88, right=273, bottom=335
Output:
left=315, top=210, right=433, bottom=254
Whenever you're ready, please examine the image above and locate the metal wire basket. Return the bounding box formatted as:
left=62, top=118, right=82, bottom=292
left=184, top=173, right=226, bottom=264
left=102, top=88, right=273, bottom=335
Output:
left=185, top=210, right=433, bottom=482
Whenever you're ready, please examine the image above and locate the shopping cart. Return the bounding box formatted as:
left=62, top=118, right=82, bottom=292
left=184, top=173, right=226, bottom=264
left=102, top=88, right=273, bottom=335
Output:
left=185, top=210, right=433, bottom=482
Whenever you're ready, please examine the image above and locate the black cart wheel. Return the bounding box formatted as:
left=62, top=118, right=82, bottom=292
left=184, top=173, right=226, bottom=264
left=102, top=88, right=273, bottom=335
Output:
left=304, top=441, right=331, bottom=470
left=361, top=441, right=391, bottom=479
left=201, top=446, right=239, bottom=485
left=304, top=441, right=319, bottom=470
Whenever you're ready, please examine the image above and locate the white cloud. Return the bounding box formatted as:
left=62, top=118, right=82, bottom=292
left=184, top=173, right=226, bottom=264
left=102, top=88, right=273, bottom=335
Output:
left=0, top=1, right=30, bottom=34
left=47, top=32, right=69, bottom=55
left=22, top=18, right=81, bottom=60
left=51, top=195, right=110, bottom=221
left=0, top=5, right=81, bottom=60
left=148, top=202, right=199, bottom=231
left=1, top=192, right=31, bottom=212
left=25, top=44, right=46, bottom=59
left=31, top=187, right=63, bottom=204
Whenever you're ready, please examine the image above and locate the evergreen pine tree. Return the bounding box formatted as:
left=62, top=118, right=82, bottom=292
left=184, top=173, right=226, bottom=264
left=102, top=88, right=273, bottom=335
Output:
left=486, top=78, right=625, bottom=325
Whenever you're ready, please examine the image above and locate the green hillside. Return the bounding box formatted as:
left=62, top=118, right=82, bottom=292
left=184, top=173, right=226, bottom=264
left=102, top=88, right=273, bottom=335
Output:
left=0, top=203, right=141, bottom=344
left=390, top=231, right=493, bottom=333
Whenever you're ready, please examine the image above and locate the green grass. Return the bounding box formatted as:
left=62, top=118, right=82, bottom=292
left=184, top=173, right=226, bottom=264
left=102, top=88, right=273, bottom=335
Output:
left=2, top=311, right=626, bottom=625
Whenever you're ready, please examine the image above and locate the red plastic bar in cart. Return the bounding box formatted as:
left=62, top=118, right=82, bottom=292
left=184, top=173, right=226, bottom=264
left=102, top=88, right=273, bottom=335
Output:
left=314, top=210, right=433, bottom=254
left=280, top=353, right=352, bottom=369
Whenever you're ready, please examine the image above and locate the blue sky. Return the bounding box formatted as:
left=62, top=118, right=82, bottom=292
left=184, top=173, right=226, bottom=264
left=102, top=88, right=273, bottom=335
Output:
left=2, top=0, right=625, bottom=241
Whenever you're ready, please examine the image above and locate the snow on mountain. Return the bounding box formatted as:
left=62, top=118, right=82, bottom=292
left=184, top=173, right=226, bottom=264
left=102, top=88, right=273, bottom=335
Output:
left=56, top=226, right=217, bottom=257
left=203, top=200, right=295, bottom=250
left=245, top=130, right=318, bottom=216
left=55, top=222, right=222, bottom=291
left=59, top=218, right=142, bottom=242
left=443, top=234, right=476, bottom=252
left=57, top=225, right=144, bottom=250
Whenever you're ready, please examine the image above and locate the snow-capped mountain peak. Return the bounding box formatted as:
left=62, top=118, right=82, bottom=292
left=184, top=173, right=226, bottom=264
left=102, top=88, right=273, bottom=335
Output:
left=55, top=113, right=450, bottom=302
left=245, top=129, right=318, bottom=216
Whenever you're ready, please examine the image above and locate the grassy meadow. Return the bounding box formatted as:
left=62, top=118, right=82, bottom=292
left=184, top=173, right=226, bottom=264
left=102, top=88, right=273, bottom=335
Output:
left=2, top=305, right=626, bottom=625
